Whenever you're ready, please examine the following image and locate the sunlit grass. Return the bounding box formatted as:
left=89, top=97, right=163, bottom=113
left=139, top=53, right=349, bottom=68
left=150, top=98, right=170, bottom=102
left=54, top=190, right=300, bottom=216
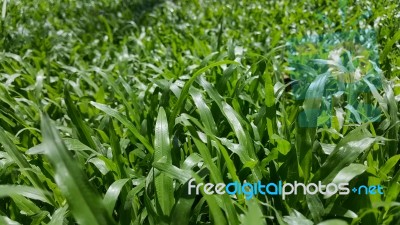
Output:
left=0, top=0, right=399, bottom=224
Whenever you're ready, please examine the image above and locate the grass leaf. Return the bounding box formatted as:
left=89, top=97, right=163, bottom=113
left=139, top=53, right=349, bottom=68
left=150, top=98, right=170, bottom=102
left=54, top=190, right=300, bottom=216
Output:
left=0, top=185, right=50, bottom=204
left=39, top=113, right=116, bottom=225
left=91, top=101, right=154, bottom=154
left=103, top=178, right=130, bottom=216
left=312, top=124, right=375, bottom=184
left=154, top=107, right=174, bottom=217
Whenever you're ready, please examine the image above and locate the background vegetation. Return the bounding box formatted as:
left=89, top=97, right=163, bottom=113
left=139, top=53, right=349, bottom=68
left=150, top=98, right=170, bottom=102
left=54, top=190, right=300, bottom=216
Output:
left=0, top=0, right=399, bottom=224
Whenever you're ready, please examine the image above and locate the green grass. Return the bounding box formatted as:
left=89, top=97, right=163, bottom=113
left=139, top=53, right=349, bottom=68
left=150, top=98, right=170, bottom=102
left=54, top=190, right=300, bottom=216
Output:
left=0, top=0, right=399, bottom=224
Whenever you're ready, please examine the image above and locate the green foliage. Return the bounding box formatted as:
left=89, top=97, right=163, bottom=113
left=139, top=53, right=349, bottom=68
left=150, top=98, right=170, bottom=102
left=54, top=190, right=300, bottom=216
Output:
left=0, top=0, right=399, bottom=224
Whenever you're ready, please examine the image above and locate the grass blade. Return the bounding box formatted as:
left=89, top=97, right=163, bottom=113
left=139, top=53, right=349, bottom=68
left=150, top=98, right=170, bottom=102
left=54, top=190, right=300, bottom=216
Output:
left=152, top=161, right=191, bottom=184
left=0, top=216, right=21, bottom=225
left=189, top=88, right=217, bottom=134
left=191, top=173, right=227, bottom=225
left=317, top=219, right=348, bottom=225
left=64, top=88, right=98, bottom=150
left=40, top=113, right=116, bottom=225
left=0, top=127, right=55, bottom=205
left=91, top=101, right=154, bottom=154
left=169, top=60, right=238, bottom=129
left=103, top=178, right=130, bottom=216
left=48, top=206, right=68, bottom=225
left=312, top=124, right=375, bottom=184
left=154, top=107, right=174, bottom=218
left=240, top=200, right=266, bottom=225
left=0, top=185, right=50, bottom=204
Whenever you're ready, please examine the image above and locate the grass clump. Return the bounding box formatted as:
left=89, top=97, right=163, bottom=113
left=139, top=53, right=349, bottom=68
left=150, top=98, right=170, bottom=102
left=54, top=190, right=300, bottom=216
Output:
left=0, top=0, right=399, bottom=224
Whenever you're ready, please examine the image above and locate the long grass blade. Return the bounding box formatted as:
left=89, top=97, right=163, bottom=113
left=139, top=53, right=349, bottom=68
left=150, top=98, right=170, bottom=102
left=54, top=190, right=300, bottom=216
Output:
left=39, top=113, right=116, bottom=225
left=154, top=107, right=174, bottom=218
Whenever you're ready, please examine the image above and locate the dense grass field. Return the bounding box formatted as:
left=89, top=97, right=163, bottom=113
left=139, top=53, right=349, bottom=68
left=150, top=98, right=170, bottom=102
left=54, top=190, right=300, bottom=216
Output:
left=0, top=0, right=399, bottom=224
